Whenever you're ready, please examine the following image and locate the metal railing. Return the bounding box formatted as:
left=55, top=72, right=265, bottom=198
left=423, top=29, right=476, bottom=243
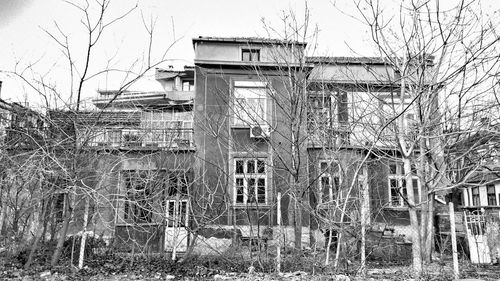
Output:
left=81, top=128, right=194, bottom=149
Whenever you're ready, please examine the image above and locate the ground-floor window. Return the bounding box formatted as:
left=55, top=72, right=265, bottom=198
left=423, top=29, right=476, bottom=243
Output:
left=318, top=160, right=341, bottom=205
left=487, top=185, right=497, bottom=206
left=387, top=161, right=420, bottom=207
left=233, top=158, right=267, bottom=205
left=122, top=170, right=192, bottom=223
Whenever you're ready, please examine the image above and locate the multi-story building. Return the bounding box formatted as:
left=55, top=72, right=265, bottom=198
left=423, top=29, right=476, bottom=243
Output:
left=62, top=37, right=436, bottom=253
left=61, top=66, right=197, bottom=252
left=192, top=37, right=428, bottom=249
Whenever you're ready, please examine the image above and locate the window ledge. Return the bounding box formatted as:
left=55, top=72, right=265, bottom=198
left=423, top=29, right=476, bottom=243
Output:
left=115, top=222, right=162, bottom=227
left=384, top=206, right=422, bottom=211
left=232, top=204, right=271, bottom=209
left=462, top=205, right=500, bottom=209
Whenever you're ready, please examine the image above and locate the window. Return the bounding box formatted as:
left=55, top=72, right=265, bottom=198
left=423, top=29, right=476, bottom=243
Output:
left=308, top=91, right=350, bottom=145
left=471, top=187, right=480, bottom=206
left=242, top=49, right=260, bottom=62
left=106, top=129, right=122, bottom=145
left=234, top=158, right=267, bottom=204
left=318, top=160, right=341, bottom=205
left=233, top=81, right=267, bottom=126
left=380, top=95, right=417, bottom=138
left=182, top=81, right=194, bottom=91
left=487, top=185, right=497, bottom=206
left=387, top=161, right=420, bottom=207
left=123, top=171, right=155, bottom=223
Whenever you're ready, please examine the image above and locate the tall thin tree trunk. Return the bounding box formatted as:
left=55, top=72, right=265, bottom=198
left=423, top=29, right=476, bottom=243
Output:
left=403, top=158, right=422, bottom=275
left=294, top=195, right=302, bottom=249
left=0, top=199, right=7, bottom=236
left=424, top=195, right=434, bottom=262
left=360, top=170, right=369, bottom=276
left=51, top=193, right=71, bottom=267
left=78, top=196, right=90, bottom=269
left=25, top=200, right=48, bottom=269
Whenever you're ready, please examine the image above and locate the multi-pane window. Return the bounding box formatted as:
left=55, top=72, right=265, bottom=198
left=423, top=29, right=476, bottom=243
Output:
left=141, top=111, right=193, bottom=145
left=308, top=91, right=349, bottom=145
left=233, top=81, right=267, bottom=126
left=308, top=91, right=348, bottom=131
left=380, top=96, right=418, bottom=138
left=318, top=160, right=341, bottom=205
left=487, top=185, right=497, bottom=206
left=388, top=162, right=420, bottom=207
left=471, top=187, right=480, bottom=206
left=234, top=158, right=267, bottom=204
left=242, top=49, right=260, bottom=62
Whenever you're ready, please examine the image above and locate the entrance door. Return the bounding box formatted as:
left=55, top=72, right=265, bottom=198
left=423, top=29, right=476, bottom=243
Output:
left=164, top=199, right=189, bottom=252
left=464, top=211, right=491, bottom=264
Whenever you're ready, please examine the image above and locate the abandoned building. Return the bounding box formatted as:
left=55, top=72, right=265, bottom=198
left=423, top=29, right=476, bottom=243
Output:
left=2, top=37, right=498, bottom=261
left=58, top=36, right=435, bottom=253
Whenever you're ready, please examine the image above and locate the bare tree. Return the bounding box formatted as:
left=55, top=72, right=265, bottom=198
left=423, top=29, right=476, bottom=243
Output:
left=354, top=0, right=500, bottom=275
left=0, top=0, right=181, bottom=268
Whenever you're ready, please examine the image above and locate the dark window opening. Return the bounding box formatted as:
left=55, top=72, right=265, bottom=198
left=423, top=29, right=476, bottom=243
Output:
left=242, top=49, right=260, bottom=62
left=487, top=185, right=497, bottom=206
left=472, top=187, right=480, bottom=206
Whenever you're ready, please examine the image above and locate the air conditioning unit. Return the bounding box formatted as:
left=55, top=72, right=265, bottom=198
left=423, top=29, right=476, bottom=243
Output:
left=250, top=125, right=271, bottom=139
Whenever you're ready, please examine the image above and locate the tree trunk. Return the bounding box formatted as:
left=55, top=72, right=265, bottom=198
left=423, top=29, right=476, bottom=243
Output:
left=403, top=158, right=422, bottom=275
left=424, top=195, right=434, bottom=262
left=78, top=196, right=90, bottom=269
left=25, top=199, right=49, bottom=269
left=360, top=170, right=369, bottom=276
left=0, top=198, right=7, bottom=236
left=51, top=193, right=71, bottom=267
left=294, top=197, right=302, bottom=249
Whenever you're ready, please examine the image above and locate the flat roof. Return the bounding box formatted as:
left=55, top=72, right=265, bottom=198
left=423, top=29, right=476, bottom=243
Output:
left=307, top=56, right=435, bottom=66
left=192, top=36, right=307, bottom=46
left=307, top=56, right=391, bottom=65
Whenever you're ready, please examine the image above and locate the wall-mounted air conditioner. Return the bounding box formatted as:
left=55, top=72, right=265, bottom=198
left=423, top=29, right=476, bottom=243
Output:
left=250, top=125, right=271, bottom=139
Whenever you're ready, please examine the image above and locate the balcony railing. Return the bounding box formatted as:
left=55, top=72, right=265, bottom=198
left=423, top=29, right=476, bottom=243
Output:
left=80, top=128, right=194, bottom=150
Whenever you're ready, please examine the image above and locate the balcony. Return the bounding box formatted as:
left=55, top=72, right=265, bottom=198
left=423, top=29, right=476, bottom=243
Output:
left=81, top=128, right=194, bottom=150
left=307, top=123, right=351, bottom=148
left=92, top=91, right=194, bottom=109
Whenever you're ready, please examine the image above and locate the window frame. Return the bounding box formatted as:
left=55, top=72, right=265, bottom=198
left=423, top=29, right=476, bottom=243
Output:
left=241, top=48, right=261, bottom=62
left=233, top=158, right=267, bottom=205
left=387, top=161, right=421, bottom=208
left=318, top=160, right=342, bottom=206
left=379, top=95, right=417, bottom=138
left=471, top=187, right=480, bottom=206
left=486, top=185, right=497, bottom=206
left=232, top=81, right=268, bottom=126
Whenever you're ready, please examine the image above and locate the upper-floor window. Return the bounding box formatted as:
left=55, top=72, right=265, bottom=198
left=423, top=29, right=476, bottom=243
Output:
left=380, top=95, right=417, bottom=138
left=388, top=161, right=420, bottom=207
left=234, top=158, right=267, bottom=205
left=233, top=81, right=267, bottom=126
left=242, top=49, right=260, bottom=62
left=318, top=160, right=341, bottom=205
left=308, top=91, right=348, bottom=131
left=182, top=80, right=194, bottom=91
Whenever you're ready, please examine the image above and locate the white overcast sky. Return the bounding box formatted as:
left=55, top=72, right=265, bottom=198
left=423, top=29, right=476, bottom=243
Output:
left=0, top=0, right=498, bottom=108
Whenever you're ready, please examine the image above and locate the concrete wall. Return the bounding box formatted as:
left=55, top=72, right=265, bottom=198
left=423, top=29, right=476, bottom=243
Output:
left=194, top=64, right=310, bottom=233
left=194, top=41, right=303, bottom=64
